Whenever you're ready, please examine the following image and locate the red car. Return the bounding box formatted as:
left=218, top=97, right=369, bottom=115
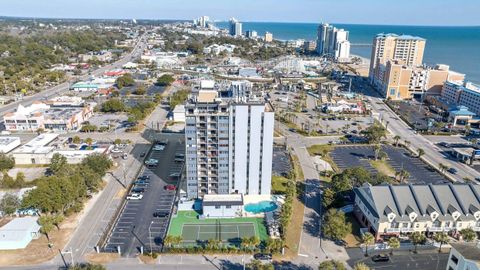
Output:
left=164, top=184, right=176, bottom=191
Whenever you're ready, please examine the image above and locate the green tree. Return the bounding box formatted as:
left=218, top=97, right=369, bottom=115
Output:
left=206, top=238, right=221, bottom=250
left=246, top=260, right=274, bottom=270
left=318, top=260, right=346, bottom=270
left=322, top=187, right=335, bottom=209
left=38, top=215, right=55, bottom=242
left=101, top=98, right=126, bottom=112
left=169, top=89, right=190, bottom=109
left=72, top=136, right=81, bottom=144
left=460, top=228, right=477, bottom=242
left=50, top=153, right=67, bottom=174
left=156, top=74, right=175, bottom=86
left=433, top=232, right=449, bottom=252
left=265, top=238, right=283, bottom=254
left=322, top=208, right=351, bottom=241
left=361, top=232, right=375, bottom=257
left=81, top=153, right=112, bottom=176
left=410, top=232, right=426, bottom=253
left=1, top=172, right=16, bottom=188
left=52, top=214, right=65, bottom=230
left=417, top=148, right=425, bottom=158
left=361, top=121, right=386, bottom=144
left=0, top=193, right=20, bottom=215
left=115, top=73, right=135, bottom=89
left=353, top=263, right=370, bottom=270
left=114, top=138, right=122, bottom=145
left=69, top=263, right=106, bottom=270
left=134, top=84, right=146, bottom=95
left=0, top=153, right=15, bottom=171
left=388, top=237, right=400, bottom=255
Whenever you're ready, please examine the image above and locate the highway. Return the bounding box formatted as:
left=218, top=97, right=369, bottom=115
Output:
left=0, top=34, right=147, bottom=116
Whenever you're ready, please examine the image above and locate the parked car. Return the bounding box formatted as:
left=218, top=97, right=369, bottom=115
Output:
left=253, top=253, right=272, bottom=262
left=145, top=159, right=159, bottom=165
left=153, top=144, right=165, bottom=151
left=135, top=180, right=149, bottom=186
left=174, top=153, right=185, bottom=162
left=138, top=175, right=150, bottom=180
left=438, top=142, right=450, bottom=148
left=126, top=193, right=143, bottom=200
left=164, top=184, right=176, bottom=191
left=140, top=152, right=146, bottom=157
left=371, top=254, right=390, bottom=262
left=447, top=168, right=458, bottom=174
left=131, top=187, right=146, bottom=193
left=111, top=148, right=122, bottom=153
left=153, top=211, right=169, bottom=218
left=169, top=172, right=181, bottom=178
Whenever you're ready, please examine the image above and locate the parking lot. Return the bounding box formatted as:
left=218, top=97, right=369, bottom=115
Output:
left=104, top=134, right=185, bottom=256
left=272, top=146, right=292, bottom=177
left=331, top=145, right=448, bottom=184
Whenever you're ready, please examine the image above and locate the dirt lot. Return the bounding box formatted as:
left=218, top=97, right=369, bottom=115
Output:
left=0, top=213, right=78, bottom=266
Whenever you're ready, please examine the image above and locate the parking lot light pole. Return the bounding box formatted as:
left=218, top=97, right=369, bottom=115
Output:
left=149, top=221, right=154, bottom=254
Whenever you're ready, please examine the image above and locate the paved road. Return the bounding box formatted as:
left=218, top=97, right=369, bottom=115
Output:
left=0, top=34, right=147, bottom=116
left=367, top=96, right=479, bottom=182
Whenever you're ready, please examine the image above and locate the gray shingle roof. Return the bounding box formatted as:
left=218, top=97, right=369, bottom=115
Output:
left=354, top=183, right=480, bottom=223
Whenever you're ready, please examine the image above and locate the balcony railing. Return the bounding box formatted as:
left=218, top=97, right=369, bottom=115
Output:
left=428, top=227, right=443, bottom=232
left=400, top=228, right=414, bottom=233
left=386, top=228, right=400, bottom=233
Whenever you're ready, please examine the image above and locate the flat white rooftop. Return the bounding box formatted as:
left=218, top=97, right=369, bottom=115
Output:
left=25, top=134, right=59, bottom=147
left=203, top=194, right=243, bottom=203
left=0, top=137, right=20, bottom=146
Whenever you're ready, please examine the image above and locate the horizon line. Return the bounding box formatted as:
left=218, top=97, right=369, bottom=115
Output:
left=1, top=15, right=479, bottom=28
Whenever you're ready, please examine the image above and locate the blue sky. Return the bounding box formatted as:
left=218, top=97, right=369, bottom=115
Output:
left=1, top=0, right=479, bottom=26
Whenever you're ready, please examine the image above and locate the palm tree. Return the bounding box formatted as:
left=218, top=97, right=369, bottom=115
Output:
left=433, top=232, right=449, bottom=253
left=438, top=163, right=448, bottom=174
left=417, top=148, right=425, bottom=158
left=206, top=238, right=221, bottom=250
left=404, top=140, right=411, bottom=148
left=460, top=228, right=477, bottom=242
left=361, top=232, right=375, bottom=257
left=250, top=236, right=260, bottom=251
left=410, top=232, right=426, bottom=254
left=388, top=237, right=400, bottom=255
left=353, top=262, right=371, bottom=270
left=241, top=236, right=251, bottom=251
left=393, top=135, right=401, bottom=147
left=172, top=236, right=183, bottom=248
left=163, top=235, right=174, bottom=248
left=85, top=137, right=93, bottom=146
left=38, top=215, right=55, bottom=243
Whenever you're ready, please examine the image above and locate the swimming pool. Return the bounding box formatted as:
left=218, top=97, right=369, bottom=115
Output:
left=244, top=201, right=278, bottom=214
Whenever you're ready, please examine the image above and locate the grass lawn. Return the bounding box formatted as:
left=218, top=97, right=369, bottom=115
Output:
left=282, top=153, right=306, bottom=259
left=369, top=159, right=395, bottom=177
left=272, top=176, right=289, bottom=194
left=168, top=211, right=269, bottom=243
left=306, top=144, right=339, bottom=172
left=344, top=213, right=362, bottom=248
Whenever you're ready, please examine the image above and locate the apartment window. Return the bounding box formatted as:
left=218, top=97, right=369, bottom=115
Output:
left=215, top=205, right=221, bottom=209
left=450, top=255, right=458, bottom=264
left=226, top=205, right=231, bottom=209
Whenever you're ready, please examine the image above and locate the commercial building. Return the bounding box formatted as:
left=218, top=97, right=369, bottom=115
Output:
left=353, top=183, right=480, bottom=240
left=304, top=40, right=317, bottom=52
left=3, top=101, right=95, bottom=132
left=441, top=81, right=480, bottom=117
left=446, top=243, right=480, bottom=270
left=79, top=50, right=113, bottom=62
left=264, top=32, right=273, bottom=43
left=11, top=134, right=108, bottom=165
left=316, top=23, right=350, bottom=62
left=0, top=137, right=21, bottom=153
left=202, top=194, right=244, bottom=218
left=0, top=217, right=41, bottom=250
left=172, top=105, right=186, bottom=122
left=380, top=61, right=465, bottom=100
left=184, top=86, right=274, bottom=199
left=229, top=18, right=242, bottom=37
left=246, top=30, right=258, bottom=39
left=194, top=16, right=210, bottom=28
left=369, top=33, right=426, bottom=86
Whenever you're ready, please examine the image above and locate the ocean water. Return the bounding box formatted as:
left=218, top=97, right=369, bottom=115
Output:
left=216, top=22, right=480, bottom=84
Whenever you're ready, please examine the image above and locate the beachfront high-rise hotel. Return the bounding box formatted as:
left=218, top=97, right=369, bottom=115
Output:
left=369, top=34, right=426, bottom=86
left=316, top=23, right=351, bottom=62
left=184, top=88, right=274, bottom=199
left=229, top=18, right=242, bottom=37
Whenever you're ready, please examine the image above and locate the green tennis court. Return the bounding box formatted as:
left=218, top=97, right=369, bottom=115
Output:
left=181, top=222, right=256, bottom=243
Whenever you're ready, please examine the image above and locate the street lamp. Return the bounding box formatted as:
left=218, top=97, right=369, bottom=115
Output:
left=149, top=221, right=154, bottom=254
